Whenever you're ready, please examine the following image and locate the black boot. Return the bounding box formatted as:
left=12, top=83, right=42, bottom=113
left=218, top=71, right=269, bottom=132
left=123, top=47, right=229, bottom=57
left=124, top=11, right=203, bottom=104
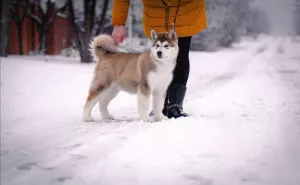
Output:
left=163, top=84, right=189, bottom=119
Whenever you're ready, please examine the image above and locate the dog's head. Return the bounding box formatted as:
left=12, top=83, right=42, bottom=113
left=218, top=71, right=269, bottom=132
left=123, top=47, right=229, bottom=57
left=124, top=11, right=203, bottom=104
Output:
left=150, top=29, right=179, bottom=63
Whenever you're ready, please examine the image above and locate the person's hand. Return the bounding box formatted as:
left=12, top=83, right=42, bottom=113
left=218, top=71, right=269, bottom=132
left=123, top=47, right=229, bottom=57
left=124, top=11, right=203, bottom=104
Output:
left=112, top=25, right=126, bottom=45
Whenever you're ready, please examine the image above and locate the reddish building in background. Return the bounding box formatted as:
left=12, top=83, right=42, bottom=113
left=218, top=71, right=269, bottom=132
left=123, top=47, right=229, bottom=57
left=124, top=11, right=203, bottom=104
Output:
left=8, top=1, right=71, bottom=55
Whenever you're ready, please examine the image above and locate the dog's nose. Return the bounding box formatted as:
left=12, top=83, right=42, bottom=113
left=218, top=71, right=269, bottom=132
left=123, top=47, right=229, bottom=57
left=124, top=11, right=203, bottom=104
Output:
left=157, top=51, right=162, bottom=57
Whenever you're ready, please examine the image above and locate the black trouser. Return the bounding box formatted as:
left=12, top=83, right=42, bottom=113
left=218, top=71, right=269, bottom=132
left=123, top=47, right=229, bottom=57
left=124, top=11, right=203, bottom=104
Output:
left=163, top=36, right=192, bottom=110
left=170, top=36, right=192, bottom=86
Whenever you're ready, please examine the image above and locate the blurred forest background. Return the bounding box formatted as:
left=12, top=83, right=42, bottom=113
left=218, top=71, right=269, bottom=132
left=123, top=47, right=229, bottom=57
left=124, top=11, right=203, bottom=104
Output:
left=1, top=0, right=300, bottom=63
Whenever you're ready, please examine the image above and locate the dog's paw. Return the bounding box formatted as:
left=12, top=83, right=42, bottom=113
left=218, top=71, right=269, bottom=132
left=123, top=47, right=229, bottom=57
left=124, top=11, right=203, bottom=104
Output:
left=140, top=115, right=151, bottom=122
left=153, top=114, right=169, bottom=122
left=83, top=116, right=94, bottom=122
left=102, top=114, right=115, bottom=120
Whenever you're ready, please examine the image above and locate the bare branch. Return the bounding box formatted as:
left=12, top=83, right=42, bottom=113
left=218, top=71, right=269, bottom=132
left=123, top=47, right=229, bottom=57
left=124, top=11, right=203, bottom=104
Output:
left=9, top=8, right=19, bottom=23
left=30, top=14, right=42, bottom=25
left=44, top=3, right=68, bottom=32
left=20, top=0, right=30, bottom=23
left=67, top=0, right=83, bottom=50
left=14, top=3, right=21, bottom=23
left=89, top=0, right=96, bottom=35
left=73, top=21, right=84, bottom=33
left=37, top=5, right=46, bottom=23
left=96, top=0, right=109, bottom=35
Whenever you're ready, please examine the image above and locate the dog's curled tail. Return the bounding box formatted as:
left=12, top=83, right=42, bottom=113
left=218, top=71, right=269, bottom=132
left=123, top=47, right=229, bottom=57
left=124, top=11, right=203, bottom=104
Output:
left=90, top=34, right=127, bottom=61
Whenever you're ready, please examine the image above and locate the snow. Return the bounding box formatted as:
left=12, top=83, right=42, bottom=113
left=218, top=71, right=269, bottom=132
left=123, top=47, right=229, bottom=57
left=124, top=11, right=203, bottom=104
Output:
left=1, top=36, right=300, bottom=185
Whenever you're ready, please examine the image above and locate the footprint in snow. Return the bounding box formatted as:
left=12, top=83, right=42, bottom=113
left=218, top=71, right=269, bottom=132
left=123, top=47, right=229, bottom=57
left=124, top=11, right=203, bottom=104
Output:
left=17, top=162, right=37, bottom=170
left=52, top=176, right=72, bottom=183
left=183, top=174, right=214, bottom=185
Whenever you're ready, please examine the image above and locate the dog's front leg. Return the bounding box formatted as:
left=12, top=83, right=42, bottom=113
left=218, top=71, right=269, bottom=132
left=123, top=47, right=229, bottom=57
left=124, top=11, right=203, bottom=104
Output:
left=153, top=90, right=168, bottom=122
left=138, top=85, right=150, bottom=122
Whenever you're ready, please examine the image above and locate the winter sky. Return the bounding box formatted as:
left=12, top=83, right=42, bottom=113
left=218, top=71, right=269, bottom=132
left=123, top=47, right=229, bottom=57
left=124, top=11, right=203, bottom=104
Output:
left=253, top=0, right=295, bottom=35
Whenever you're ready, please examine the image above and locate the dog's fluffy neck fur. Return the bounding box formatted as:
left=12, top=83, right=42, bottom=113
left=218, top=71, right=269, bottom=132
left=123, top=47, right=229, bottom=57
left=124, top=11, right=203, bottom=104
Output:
left=150, top=52, right=176, bottom=73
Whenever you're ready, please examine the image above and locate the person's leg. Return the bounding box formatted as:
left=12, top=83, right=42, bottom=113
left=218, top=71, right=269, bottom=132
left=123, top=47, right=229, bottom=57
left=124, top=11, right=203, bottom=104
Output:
left=163, top=36, right=192, bottom=119
left=172, top=36, right=191, bottom=85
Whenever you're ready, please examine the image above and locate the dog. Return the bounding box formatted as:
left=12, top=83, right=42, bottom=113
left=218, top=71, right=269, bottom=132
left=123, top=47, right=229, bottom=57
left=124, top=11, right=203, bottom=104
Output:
left=82, top=29, right=179, bottom=122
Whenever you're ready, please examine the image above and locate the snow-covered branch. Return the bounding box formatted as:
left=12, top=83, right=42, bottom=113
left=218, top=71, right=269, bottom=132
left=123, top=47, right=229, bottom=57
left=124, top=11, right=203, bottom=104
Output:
left=30, top=14, right=42, bottom=25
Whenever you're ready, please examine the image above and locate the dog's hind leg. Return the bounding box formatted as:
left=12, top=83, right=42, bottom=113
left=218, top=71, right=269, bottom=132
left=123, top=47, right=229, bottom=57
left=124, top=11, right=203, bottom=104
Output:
left=83, top=90, right=101, bottom=122
left=138, top=83, right=151, bottom=122
left=83, top=72, right=110, bottom=122
left=98, top=84, right=119, bottom=120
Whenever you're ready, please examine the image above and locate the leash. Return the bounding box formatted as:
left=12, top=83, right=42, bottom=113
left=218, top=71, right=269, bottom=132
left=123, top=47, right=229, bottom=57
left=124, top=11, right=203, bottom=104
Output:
left=160, top=0, right=181, bottom=31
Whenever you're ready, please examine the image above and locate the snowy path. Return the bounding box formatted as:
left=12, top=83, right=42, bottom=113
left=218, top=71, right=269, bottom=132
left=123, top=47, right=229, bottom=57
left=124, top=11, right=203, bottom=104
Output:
left=1, top=36, right=300, bottom=185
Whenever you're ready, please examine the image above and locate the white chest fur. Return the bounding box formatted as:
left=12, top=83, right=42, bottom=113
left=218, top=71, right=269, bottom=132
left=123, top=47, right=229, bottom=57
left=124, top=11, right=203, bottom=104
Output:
left=147, top=63, right=174, bottom=93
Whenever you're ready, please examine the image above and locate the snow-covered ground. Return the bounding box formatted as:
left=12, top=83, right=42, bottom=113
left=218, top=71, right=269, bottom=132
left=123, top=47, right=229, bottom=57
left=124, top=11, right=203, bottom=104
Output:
left=1, top=36, right=300, bottom=185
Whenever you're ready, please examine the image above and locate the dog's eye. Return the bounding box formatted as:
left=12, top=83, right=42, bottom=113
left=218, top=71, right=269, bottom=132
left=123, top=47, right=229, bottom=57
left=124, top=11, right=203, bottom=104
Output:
left=164, top=45, right=169, bottom=48
left=156, top=44, right=160, bottom=48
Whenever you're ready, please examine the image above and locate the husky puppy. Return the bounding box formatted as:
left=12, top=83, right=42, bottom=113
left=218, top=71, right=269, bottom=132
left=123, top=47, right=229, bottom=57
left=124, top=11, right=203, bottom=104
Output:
left=83, top=29, right=179, bottom=122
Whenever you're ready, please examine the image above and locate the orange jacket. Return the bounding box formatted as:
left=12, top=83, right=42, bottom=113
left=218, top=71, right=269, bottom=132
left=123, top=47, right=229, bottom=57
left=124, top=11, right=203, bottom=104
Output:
left=112, top=0, right=207, bottom=38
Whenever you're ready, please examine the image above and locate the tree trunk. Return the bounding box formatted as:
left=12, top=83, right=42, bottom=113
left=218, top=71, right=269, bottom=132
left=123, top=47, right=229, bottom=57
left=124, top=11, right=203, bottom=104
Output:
left=96, top=0, right=109, bottom=35
left=68, top=0, right=97, bottom=63
left=17, top=23, right=24, bottom=55
left=67, top=0, right=85, bottom=61
left=9, top=0, right=29, bottom=55
left=29, top=1, right=67, bottom=54
left=81, top=0, right=96, bottom=63
left=39, top=28, right=46, bottom=54
left=0, top=0, right=11, bottom=57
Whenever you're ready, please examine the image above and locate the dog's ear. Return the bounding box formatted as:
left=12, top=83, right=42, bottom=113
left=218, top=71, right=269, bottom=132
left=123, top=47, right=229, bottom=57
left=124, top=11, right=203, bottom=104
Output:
left=168, top=29, right=178, bottom=42
left=151, top=29, right=158, bottom=40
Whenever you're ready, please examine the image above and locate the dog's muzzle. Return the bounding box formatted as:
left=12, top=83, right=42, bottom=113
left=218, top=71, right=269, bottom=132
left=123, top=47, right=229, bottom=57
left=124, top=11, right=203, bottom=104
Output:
left=157, top=51, right=162, bottom=58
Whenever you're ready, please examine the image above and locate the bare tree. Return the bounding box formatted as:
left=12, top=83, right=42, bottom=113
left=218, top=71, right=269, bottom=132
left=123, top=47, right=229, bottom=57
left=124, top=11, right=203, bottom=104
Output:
left=246, top=7, right=271, bottom=37
left=0, top=0, right=11, bottom=56
left=294, top=0, right=300, bottom=35
left=190, top=0, right=271, bottom=51
left=9, top=0, right=30, bottom=55
left=95, top=0, right=109, bottom=35
left=68, top=0, right=109, bottom=63
left=67, top=0, right=83, bottom=59
left=29, top=0, right=67, bottom=54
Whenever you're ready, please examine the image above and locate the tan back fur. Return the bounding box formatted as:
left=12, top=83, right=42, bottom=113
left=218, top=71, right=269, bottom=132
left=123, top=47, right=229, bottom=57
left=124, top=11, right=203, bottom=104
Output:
left=90, top=34, right=157, bottom=94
